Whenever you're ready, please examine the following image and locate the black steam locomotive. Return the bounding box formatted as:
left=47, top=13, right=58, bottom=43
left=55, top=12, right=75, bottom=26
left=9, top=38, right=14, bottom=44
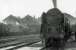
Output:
left=40, top=0, right=76, bottom=50
left=40, top=8, right=76, bottom=50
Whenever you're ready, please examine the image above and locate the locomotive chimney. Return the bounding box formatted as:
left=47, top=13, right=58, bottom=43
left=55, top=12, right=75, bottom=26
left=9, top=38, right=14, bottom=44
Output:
left=52, top=0, right=57, bottom=8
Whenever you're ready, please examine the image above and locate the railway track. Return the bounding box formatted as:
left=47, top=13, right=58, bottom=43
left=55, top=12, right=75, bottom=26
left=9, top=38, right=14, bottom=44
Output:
left=0, top=35, right=40, bottom=48
left=1, top=39, right=76, bottom=50
left=0, top=41, right=42, bottom=50
left=0, top=35, right=41, bottom=50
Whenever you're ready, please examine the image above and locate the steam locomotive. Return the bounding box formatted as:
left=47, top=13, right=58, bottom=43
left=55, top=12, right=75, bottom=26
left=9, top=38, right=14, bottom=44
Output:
left=40, top=8, right=76, bottom=50
left=40, top=0, right=76, bottom=50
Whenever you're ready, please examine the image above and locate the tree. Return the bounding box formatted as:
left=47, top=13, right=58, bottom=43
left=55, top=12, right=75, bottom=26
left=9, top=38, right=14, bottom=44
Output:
left=0, top=23, right=9, bottom=37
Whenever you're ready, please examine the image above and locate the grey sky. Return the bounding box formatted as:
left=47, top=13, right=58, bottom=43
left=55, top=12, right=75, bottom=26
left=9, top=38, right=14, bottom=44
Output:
left=0, top=0, right=76, bottom=22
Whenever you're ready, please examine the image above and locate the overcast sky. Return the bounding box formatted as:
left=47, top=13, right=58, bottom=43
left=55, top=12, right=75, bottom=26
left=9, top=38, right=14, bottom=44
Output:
left=0, top=0, right=76, bottom=22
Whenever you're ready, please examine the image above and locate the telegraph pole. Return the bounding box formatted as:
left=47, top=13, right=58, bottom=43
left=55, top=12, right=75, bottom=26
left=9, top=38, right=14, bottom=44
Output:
left=52, top=0, right=57, bottom=8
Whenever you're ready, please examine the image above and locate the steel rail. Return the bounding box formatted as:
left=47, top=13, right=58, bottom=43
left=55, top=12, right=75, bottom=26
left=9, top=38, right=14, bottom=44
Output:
left=7, top=40, right=41, bottom=50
